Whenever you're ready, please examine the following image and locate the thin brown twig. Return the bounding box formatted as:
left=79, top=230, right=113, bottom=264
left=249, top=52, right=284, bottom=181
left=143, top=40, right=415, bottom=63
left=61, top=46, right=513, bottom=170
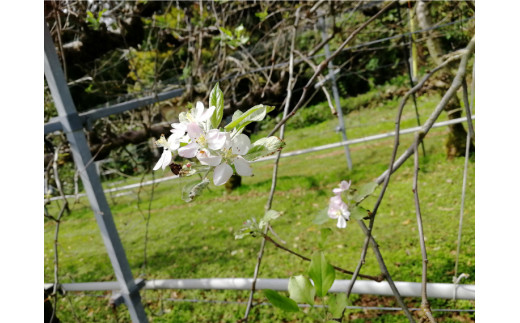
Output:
left=375, top=36, right=475, bottom=185
left=294, top=49, right=337, bottom=115
left=49, top=146, right=72, bottom=323
left=50, top=202, right=68, bottom=323
left=52, top=0, right=67, bottom=81
left=343, top=25, right=473, bottom=323
left=413, top=134, right=436, bottom=323
left=344, top=35, right=474, bottom=322
left=136, top=170, right=157, bottom=275
left=355, top=220, right=416, bottom=321
left=267, top=1, right=397, bottom=137
left=263, top=234, right=383, bottom=282
left=242, top=8, right=300, bottom=321
left=261, top=31, right=282, bottom=98
left=461, top=79, right=474, bottom=140
left=453, top=69, right=474, bottom=282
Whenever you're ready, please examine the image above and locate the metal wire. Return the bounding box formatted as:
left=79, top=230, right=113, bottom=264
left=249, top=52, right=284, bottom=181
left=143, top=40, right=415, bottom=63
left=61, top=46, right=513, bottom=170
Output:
left=68, top=293, right=475, bottom=313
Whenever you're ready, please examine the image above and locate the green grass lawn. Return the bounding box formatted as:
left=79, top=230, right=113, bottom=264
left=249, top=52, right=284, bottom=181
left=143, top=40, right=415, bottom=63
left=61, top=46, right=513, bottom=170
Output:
left=44, top=90, right=475, bottom=322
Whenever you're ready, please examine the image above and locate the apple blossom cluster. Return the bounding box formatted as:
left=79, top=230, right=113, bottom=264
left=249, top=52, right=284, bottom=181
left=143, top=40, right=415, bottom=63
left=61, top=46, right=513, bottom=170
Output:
left=328, top=180, right=351, bottom=229
left=152, top=83, right=285, bottom=200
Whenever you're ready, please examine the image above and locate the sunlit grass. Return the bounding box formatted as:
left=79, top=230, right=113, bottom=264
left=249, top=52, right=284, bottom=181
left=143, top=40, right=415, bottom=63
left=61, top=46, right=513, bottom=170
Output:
left=44, top=91, right=474, bottom=322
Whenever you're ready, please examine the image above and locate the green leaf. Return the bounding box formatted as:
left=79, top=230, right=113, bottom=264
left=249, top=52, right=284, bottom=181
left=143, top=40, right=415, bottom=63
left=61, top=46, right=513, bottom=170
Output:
left=263, top=290, right=300, bottom=312
left=259, top=210, right=281, bottom=229
left=308, top=252, right=335, bottom=297
left=327, top=293, right=347, bottom=319
left=350, top=205, right=370, bottom=220
left=243, top=136, right=285, bottom=161
left=224, top=104, right=274, bottom=133
left=234, top=218, right=261, bottom=240
left=313, top=208, right=329, bottom=225
left=209, top=83, right=224, bottom=128
left=255, top=10, right=268, bottom=21
left=353, top=182, right=378, bottom=203
left=288, top=275, right=315, bottom=306
left=219, top=27, right=233, bottom=38
left=181, top=178, right=209, bottom=202
left=231, top=109, right=243, bottom=122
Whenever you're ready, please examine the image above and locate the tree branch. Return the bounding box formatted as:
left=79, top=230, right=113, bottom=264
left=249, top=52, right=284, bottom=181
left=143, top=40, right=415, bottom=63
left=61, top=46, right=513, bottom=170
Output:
left=242, top=8, right=301, bottom=322
left=267, top=0, right=397, bottom=137
left=263, top=234, right=383, bottom=282
left=413, top=134, right=436, bottom=323
left=375, top=36, right=475, bottom=185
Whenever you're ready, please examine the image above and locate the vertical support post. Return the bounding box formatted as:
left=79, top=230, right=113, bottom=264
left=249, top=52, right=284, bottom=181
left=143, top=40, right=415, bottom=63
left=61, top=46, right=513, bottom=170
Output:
left=44, top=23, right=148, bottom=323
left=319, top=16, right=353, bottom=170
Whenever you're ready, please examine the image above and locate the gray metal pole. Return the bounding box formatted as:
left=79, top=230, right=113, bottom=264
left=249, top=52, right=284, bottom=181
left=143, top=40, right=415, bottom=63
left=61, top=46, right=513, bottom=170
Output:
left=319, top=16, right=353, bottom=170
left=44, top=23, right=148, bottom=323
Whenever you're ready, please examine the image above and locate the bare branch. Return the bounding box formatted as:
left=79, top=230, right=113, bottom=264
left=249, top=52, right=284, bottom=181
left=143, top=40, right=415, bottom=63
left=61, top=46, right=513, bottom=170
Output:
left=356, top=220, right=415, bottom=321
left=294, top=49, right=337, bottom=115
left=243, top=8, right=301, bottom=321
left=344, top=35, right=474, bottom=322
left=413, top=135, right=436, bottom=323
left=375, top=36, right=475, bottom=184
left=263, top=234, right=383, bottom=282
left=267, top=1, right=397, bottom=137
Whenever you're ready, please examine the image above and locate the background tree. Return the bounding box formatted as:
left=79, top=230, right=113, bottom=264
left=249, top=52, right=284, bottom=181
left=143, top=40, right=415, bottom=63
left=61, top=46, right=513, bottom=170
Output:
left=415, top=0, right=474, bottom=158
left=44, top=0, right=474, bottom=193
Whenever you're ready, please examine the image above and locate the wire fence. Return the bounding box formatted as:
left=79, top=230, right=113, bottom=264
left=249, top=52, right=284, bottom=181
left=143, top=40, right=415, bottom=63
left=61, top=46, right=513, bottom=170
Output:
left=44, top=6, right=475, bottom=321
left=45, top=115, right=473, bottom=203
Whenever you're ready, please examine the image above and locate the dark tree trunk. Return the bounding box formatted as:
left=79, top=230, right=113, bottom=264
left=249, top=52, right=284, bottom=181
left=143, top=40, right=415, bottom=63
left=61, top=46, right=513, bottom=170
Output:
left=444, top=95, right=475, bottom=158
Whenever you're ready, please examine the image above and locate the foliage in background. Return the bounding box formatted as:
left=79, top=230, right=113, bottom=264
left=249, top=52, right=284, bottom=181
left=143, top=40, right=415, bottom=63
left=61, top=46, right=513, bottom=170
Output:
left=44, top=1, right=474, bottom=188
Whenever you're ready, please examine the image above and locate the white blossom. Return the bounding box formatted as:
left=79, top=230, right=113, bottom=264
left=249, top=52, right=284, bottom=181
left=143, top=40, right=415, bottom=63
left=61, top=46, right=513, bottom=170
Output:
left=213, top=134, right=253, bottom=186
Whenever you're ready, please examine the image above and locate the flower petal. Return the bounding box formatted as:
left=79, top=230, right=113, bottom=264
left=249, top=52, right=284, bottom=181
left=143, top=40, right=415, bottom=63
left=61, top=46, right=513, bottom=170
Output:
left=178, top=111, right=189, bottom=124
left=327, top=207, right=338, bottom=219
left=233, top=156, right=253, bottom=176
left=171, top=122, right=187, bottom=137
left=153, top=149, right=172, bottom=171
left=340, top=180, right=351, bottom=190
left=213, top=163, right=233, bottom=186
left=337, top=216, right=347, bottom=229
left=195, top=101, right=205, bottom=119
left=167, top=134, right=181, bottom=151
left=178, top=142, right=199, bottom=158
left=207, top=130, right=227, bottom=150
left=340, top=205, right=350, bottom=219
left=186, top=122, right=203, bottom=140
left=232, top=134, right=251, bottom=155
left=197, top=149, right=222, bottom=166
left=199, top=105, right=216, bottom=122
left=333, top=180, right=351, bottom=194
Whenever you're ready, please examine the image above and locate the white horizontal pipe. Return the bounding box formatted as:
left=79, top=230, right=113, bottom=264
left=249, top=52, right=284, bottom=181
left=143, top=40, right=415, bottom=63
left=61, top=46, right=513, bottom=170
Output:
left=45, top=278, right=474, bottom=300
left=46, top=115, right=474, bottom=202
left=253, top=115, right=475, bottom=163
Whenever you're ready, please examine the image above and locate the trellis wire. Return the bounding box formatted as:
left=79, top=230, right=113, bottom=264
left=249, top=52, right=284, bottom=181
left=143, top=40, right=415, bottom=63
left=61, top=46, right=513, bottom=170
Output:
left=44, top=8, right=475, bottom=321
left=45, top=115, right=474, bottom=203
left=157, top=299, right=475, bottom=313
left=56, top=293, right=475, bottom=313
